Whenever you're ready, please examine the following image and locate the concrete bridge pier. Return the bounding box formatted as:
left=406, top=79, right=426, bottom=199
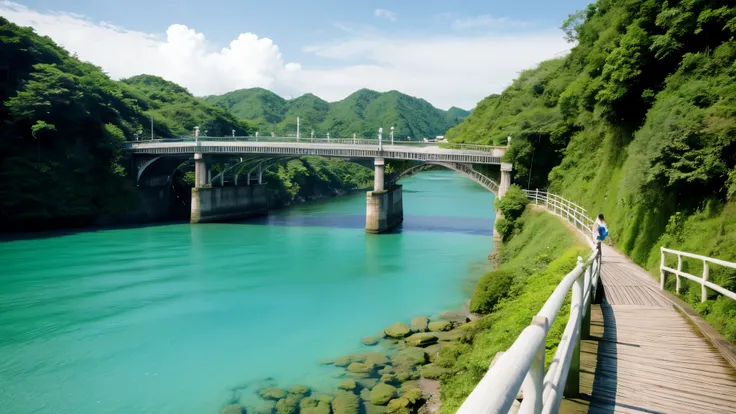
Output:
left=366, top=157, right=403, bottom=234
left=191, top=153, right=268, bottom=223
left=499, top=162, right=513, bottom=198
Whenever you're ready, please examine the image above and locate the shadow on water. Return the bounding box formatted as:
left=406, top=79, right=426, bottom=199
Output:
left=0, top=219, right=191, bottom=243
left=242, top=214, right=494, bottom=236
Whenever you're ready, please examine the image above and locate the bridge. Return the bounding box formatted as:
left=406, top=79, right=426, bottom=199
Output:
left=457, top=191, right=736, bottom=414
left=124, top=136, right=511, bottom=232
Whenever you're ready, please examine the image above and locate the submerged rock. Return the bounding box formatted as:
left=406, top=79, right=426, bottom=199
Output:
left=356, top=377, right=379, bottom=390
left=332, top=391, right=360, bottom=414
left=439, top=310, right=470, bottom=324
left=314, top=395, right=335, bottom=404
left=334, top=356, right=353, bottom=367
left=427, top=321, right=452, bottom=332
left=221, top=404, right=244, bottom=414
left=410, top=317, right=429, bottom=333
left=288, top=385, right=310, bottom=398
left=275, top=395, right=300, bottom=414
left=346, top=362, right=376, bottom=375
left=424, top=343, right=444, bottom=362
left=384, top=322, right=412, bottom=338
left=391, top=347, right=428, bottom=368
left=370, top=383, right=397, bottom=405
left=252, top=400, right=276, bottom=414
left=405, top=333, right=438, bottom=347
left=338, top=379, right=358, bottom=391
left=362, top=336, right=380, bottom=346
left=258, top=387, right=287, bottom=400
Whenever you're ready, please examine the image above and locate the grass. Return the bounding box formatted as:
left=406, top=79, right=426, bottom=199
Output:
left=439, top=210, right=590, bottom=413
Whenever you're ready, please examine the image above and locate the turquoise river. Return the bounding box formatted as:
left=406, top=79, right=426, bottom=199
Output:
left=0, top=170, right=495, bottom=414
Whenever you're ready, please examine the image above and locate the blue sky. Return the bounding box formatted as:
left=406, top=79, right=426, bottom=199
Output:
left=4, top=0, right=591, bottom=108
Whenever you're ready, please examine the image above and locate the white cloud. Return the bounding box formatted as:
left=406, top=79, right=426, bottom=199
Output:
left=0, top=1, right=569, bottom=109
left=374, top=9, right=397, bottom=22
left=452, top=14, right=531, bottom=31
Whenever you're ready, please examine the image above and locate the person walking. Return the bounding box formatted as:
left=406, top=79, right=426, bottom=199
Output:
left=593, top=214, right=609, bottom=242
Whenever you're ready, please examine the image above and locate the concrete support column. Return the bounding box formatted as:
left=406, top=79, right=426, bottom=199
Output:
left=374, top=157, right=385, bottom=191
left=194, top=153, right=208, bottom=188
left=366, top=185, right=403, bottom=234
left=257, top=164, right=263, bottom=184
left=499, top=162, right=513, bottom=198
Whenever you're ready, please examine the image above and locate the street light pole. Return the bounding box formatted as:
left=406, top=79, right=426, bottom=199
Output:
left=297, top=116, right=300, bottom=142
left=390, top=126, right=394, bottom=145
left=378, top=128, right=383, bottom=151
left=151, top=116, right=154, bottom=140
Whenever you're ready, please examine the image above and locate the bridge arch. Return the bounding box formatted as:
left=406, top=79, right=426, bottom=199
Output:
left=393, top=162, right=501, bottom=196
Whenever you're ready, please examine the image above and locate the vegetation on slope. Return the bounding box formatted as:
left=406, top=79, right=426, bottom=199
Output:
left=205, top=88, right=470, bottom=139
left=447, top=0, right=736, bottom=340
left=440, top=210, right=589, bottom=412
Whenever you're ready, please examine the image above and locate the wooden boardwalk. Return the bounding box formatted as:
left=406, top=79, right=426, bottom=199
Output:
left=560, top=245, right=736, bottom=414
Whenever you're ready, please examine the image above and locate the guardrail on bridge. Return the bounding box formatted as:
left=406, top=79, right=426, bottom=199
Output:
left=457, top=190, right=601, bottom=414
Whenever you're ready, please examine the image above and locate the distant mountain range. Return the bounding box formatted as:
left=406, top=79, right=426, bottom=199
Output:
left=204, top=88, right=470, bottom=139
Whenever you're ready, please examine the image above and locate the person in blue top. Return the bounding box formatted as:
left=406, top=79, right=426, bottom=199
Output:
left=593, top=214, right=608, bottom=242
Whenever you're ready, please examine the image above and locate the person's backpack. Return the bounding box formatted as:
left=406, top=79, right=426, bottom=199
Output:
left=598, top=225, right=609, bottom=241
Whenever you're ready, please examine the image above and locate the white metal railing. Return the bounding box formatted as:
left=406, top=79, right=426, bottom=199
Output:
left=660, top=247, right=736, bottom=303
left=124, top=136, right=505, bottom=153
left=458, top=191, right=602, bottom=414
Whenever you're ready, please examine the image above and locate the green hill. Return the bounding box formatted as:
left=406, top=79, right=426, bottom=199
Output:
left=121, top=75, right=251, bottom=137
left=204, top=88, right=469, bottom=139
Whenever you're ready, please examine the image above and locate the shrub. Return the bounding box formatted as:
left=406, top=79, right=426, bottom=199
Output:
left=469, top=270, right=515, bottom=314
left=495, top=185, right=529, bottom=222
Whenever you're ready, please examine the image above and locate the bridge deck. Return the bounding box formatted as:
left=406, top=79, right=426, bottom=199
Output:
left=561, top=245, right=736, bottom=414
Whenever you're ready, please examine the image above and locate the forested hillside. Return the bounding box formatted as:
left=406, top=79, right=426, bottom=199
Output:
left=0, top=18, right=371, bottom=231
left=447, top=0, right=736, bottom=340
left=204, top=88, right=470, bottom=139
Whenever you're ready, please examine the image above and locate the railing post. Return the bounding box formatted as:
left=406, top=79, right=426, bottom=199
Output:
left=702, top=260, right=709, bottom=303
left=660, top=247, right=666, bottom=289
left=564, top=257, right=584, bottom=398
left=582, top=265, right=592, bottom=340
left=519, top=316, right=548, bottom=414
left=676, top=254, right=682, bottom=294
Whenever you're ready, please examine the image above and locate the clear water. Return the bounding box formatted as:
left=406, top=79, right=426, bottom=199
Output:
left=0, top=171, right=495, bottom=414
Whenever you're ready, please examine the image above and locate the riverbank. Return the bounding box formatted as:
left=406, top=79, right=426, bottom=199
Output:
left=220, top=208, right=588, bottom=414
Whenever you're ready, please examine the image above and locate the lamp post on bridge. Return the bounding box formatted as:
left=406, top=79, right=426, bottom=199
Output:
left=353, top=133, right=356, bottom=144
left=390, top=126, right=394, bottom=145
left=378, top=127, right=383, bottom=152
left=296, top=116, right=300, bottom=143
left=327, top=132, right=330, bottom=142
left=194, top=126, right=200, bottom=143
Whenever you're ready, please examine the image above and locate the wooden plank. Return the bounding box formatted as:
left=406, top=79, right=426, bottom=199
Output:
left=560, top=245, right=736, bottom=414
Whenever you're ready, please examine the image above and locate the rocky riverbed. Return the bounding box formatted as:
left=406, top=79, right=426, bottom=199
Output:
left=221, top=305, right=481, bottom=414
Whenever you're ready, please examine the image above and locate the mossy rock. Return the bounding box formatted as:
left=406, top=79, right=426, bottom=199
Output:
left=434, top=330, right=463, bottom=343
left=356, top=377, right=379, bottom=390
left=369, top=383, right=397, bottom=405
left=334, top=356, right=353, bottom=367
left=428, top=321, right=452, bottom=332
left=391, top=347, right=428, bottom=367
left=386, top=398, right=411, bottom=414
left=275, top=395, right=300, bottom=414
left=301, top=401, right=331, bottom=414
left=394, top=367, right=419, bottom=383
left=362, top=336, right=380, bottom=346
left=420, top=363, right=451, bottom=379
left=384, top=322, right=412, bottom=338
left=315, top=395, right=335, bottom=404
left=377, top=366, right=394, bottom=375
left=364, top=403, right=390, bottom=414
left=410, top=317, right=429, bottom=332
left=346, top=362, right=376, bottom=374
left=380, top=373, right=397, bottom=384
left=405, top=333, right=438, bottom=347
left=424, top=343, right=443, bottom=362
left=338, top=379, right=358, bottom=391
left=220, top=404, right=244, bottom=414
left=359, top=388, right=372, bottom=401
left=300, top=397, right=318, bottom=409
left=439, top=310, right=469, bottom=324
left=258, top=387, right=288, bottom=400
left=289, top=385, right=310, bottom=397
left=253, top=400, right=276, bottom=414
left=399, top=387, right=423, bottom=404
left=362, top=352, right=390, bottom=366
left=332, top=391, right=360, bottom=414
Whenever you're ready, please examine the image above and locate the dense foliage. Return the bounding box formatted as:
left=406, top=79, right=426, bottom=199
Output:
left=442, top=211, right=589, bottom=412
left=448, top=0, right=736, bottom=339
left=204, top=88, right=470, bottom=139
left=494, top=184, right=530, bottom=240
left=121, top=75, right=252, bottom=138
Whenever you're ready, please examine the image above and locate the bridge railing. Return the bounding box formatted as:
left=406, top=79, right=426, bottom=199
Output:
left=458, top=191, right=601, bottom=414
left=660, top=248, right=736, bottom=303
left=124, top=136, right=505, bottom=153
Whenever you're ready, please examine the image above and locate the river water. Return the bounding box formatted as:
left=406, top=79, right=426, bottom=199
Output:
left=0, top=170, right=495, bottom=414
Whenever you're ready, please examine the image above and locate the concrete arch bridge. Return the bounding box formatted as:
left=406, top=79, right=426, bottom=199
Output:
left=125, top=137, right=512, bottom=232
